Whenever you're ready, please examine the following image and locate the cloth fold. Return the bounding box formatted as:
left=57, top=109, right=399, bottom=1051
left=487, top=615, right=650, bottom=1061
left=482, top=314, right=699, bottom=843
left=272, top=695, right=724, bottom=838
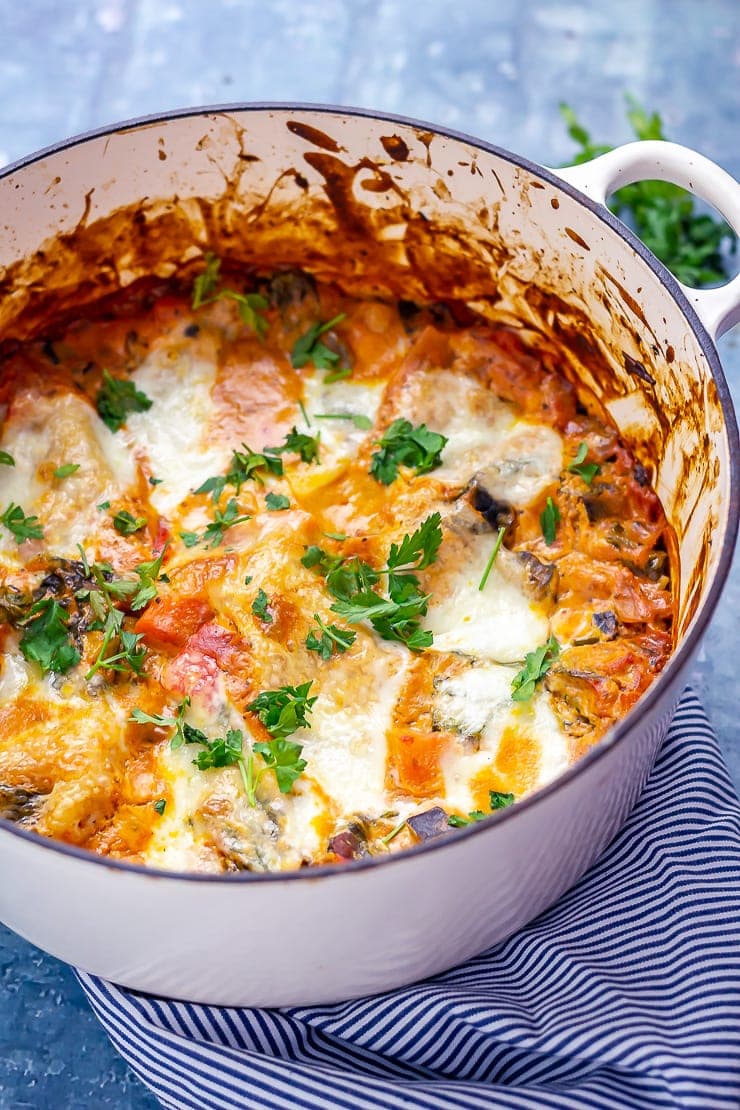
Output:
left=76, top=689, right=740, bottom=1109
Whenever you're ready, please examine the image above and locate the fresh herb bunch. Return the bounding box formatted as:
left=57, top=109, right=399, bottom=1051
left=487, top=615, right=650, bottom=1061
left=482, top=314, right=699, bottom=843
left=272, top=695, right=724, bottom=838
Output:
left=0, top=503, right=43, bottom=543
left=511, top=636, right=560, bottom=702
left=370, top=419, right=448, bottom=485
left=291, top=314, right=350, bottom=382
left=247, top=681, right=317, bottom=739
left=18, top=598, right=81, bottom=675
left=561, top=97, right=737, bottom=286
left=305, top=614, right=356, bottom=659
left=96, top=370, right=153, bottom=432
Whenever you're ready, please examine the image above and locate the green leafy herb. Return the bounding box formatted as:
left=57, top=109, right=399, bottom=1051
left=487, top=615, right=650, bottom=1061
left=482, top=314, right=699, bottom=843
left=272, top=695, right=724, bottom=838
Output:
left=540, top=497, right=560, bottom=546
left=0, top=451, right=15, bottom=467
left=201, top=499, right=250, bottom=548
left=130, top=696, right=191, bottom=749
left=252, top=737, right=307, bottom=795
left=85, top=607, right=146, bottom=680
left=298, top=400, right=311, bottom=426
left=448, top=790, right=515, bottom=827
left=244, top=574, right=253, bottom=585
left=386, top=512, right=443, bottom=573
left=251, top=588, right=273, bottom=623
left=180, top=531, right=201, bottom=548
left=195, top=443, right=283, bottom=501
left=149, top=476, right=163, bottom=486
left=247, top=681, right=317, bottom=739
left=97, top=500, right=111, bottom=511
left=561, top=98, right=737, bottom=287
left=478, top=527, right=506, bottom=592
left=0, top=502, right=43, bottom=544
left=153, top=799, right=166, bottom=815
left=380, top=819, right=407, bottom=845
left=315, top=411, right=373, bottom=431
left=291, top=313, right=348, bottom=374
left=130, top=547, right=168, bottom=611
left=18, top=599, right=81, bottom=675
left=305, top=614, right=356, bottom=659
left=567, top=442, right=601, bottom=486
left=273, top=427, right=320, bottom=464
left=370, top=419, right=448, bottom=485
left=192, top=728, right=244, bottom=770
left=112, top=509, right=147, bottom=535
left=53, top=463, right=79, bottom=479
left=323, top=532, right=347, bottom=542
left=265, top=492, right=290, bottom=511
left=511, top=636, right=560, bottom=702
left=191, top=254, right=269, bottom=337
left=96, top=370, right=152, bottom=433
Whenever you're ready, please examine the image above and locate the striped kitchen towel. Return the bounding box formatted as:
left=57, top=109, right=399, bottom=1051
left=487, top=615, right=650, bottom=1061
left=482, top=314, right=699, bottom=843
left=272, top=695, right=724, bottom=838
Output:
left=76, top=688, right=740, bottom=1110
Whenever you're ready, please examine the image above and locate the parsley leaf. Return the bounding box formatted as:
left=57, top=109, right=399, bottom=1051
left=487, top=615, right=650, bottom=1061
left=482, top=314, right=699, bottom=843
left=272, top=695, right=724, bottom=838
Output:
left=53, top=463, right=80, bottom=479
left=19, top=599, right=81, bottom=675
left=265, top=492, right=290, bottom=511
left=96, top=370, right=152, bottom=432
left=448, top=790, right=515, bottom=827
left=191, top=252, right=221, bottom=308
left=252, top=588, right=273, bottom=623
left=112, top=509, right=147, bottom=535
left=253, top=737, right=307, bottom=794
left=130, top=696, right=190, bottom=749
left=180, top=531, right=201, bottom=548
left=511, top=636, right=560, bottom=702
left=386, top=512, right=443, bottom=572
left=0, top=502, right=43, bottom=543
left=305, top=614, right=356, bottom=659
left=479, top=526, right=506, bottom=591
left=0, top=451, right=15, bottom=467
left=273, top=427, right=320, bottom=464
left=202, top=499, right=250, bottom=548
left=85, top=609, right=146, bottom=680
left=130, top=547, right=168, bottom=611
left=567, top=442, right=601, bottom=486
left=540, top=497, right=560, bottom=546
left=247, top=681, right=317, bottom=739
left=370, top=419, right=448, bottom=485
left=561, top=98, right=737, bottom=287
left=291, top=313, right=348, bottom=375
left=315, top=412, right=373, bottom=431
left=191, top=254, right=269, bottom=337
left=192, top=728, right=245, bottom=770
left=195, top=443, right=283, bottom=501
left=153, top=799, right=166, bottom=815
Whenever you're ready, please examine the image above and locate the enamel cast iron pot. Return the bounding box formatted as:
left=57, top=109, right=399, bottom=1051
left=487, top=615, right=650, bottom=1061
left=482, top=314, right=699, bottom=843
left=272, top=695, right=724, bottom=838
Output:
left=0, top=105, right=738, bottom=1006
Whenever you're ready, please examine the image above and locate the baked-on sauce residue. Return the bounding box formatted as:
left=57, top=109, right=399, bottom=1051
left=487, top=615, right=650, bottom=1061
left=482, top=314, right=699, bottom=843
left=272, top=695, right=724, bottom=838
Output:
left=0, top=263, right=674, bottom=872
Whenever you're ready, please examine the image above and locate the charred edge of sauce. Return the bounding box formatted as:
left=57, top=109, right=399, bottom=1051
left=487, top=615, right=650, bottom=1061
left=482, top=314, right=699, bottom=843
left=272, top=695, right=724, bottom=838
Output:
left=624, top=353, right=656, bottom=386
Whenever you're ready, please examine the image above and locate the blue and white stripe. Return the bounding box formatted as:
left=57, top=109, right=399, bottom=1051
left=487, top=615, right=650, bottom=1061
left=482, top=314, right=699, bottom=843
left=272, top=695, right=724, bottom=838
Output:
left=77, top=689, right=740, bottom=1109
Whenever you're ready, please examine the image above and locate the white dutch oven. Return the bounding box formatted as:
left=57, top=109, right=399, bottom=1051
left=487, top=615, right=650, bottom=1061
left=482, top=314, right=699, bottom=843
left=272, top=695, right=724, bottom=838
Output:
left=0, top=106, right=737, bottom=1006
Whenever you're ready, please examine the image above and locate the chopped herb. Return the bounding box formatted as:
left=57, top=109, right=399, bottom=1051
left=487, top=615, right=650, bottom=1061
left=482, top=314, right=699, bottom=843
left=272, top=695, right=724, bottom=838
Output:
left=386, top=511, right=443, bottom=573
left=191, top=254, right=270, bottom=337
left=112, top=509, right=147, bottom=535
left=19, top=598, right=81, bottom=675
left=85, top=607, right=146, bottom=680
left=511, top=636, right=560, bottom=702
left=370, top=419, right=448, bottom=485
left=130, top=547, right=168, bottom=611
left=130, top=696, right=190, bottom=749
left=323, top=532, right=347, bottom=542
left=0, top=503, right=43, bottom=544
left=305, top=614, right=356, bottom=659
left=273, top=427, right=320, bottom=465
left=540, top=497, right=561, bottom=546
left=315, top=412, right=373, bottom=430
left=380, top=819, right=407, bottom=845
left=251, top=588, right=273, bottom=623
left=0, top=451, right=15, bottom=467
left=96, top=370, right=152, bottom=432
left=149, top=476, right=163, bottom=486
left=180, top=531, right=200, bottom=548
left=53, top=463, right=80, bottom=479
left=298, top=400, right=311, bottom=426
left=202, top=499, right=250, bottom=548
left=478, top=526, right=506, bottom=591
left=448, top=790, right=515, bottom=827
left=561, top=98, right=737, bottom=287
left=265, top=492, right=290, bottom=511
left=97, top=501, right=111, bottom=511
left=291, top=313, right=347, bottom=374
left=252, top=737, right=307, bottom=796
left=244, top=575, right=253, bottom=585
left=324, top=366, right=353, bottom=384
left=567, top=442, right=601, bottom=486
left=195, top=443, right=283, bottom=501
left=246, top=680, right=317, bottom=739
left=191, top=252, right=221, bottom=308
left=153, top=799, right=166, bottom=815
left=192, top=728, right=244, bottom=770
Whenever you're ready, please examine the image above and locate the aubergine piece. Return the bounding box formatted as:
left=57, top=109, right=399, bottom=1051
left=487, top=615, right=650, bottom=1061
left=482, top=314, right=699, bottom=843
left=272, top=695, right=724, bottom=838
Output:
left=593, top=610, right=618, bottom=639
left=406, top=807, right=450, bottom=842
left=516, top=551, right=558, bottom=602
left=328, top=821, right=370, bottom=860
left=0, top=784, right=47, bottom=825
left=269, top=269, right=317, bottom=312
left=468, top=484, right=516, bottom=533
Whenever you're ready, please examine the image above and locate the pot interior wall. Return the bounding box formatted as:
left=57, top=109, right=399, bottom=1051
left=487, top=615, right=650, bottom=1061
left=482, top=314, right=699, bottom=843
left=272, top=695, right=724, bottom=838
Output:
left=0, top=107, right=733, bottom=646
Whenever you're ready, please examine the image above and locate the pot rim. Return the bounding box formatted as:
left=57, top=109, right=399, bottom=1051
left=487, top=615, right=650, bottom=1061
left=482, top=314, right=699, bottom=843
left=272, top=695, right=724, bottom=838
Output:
left=0, top=100, right=737, bottom=886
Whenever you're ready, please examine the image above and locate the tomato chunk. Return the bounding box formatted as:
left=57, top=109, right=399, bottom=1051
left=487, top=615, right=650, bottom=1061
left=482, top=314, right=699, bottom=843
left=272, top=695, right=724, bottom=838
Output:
left=134, top=597, right=214, bottom=651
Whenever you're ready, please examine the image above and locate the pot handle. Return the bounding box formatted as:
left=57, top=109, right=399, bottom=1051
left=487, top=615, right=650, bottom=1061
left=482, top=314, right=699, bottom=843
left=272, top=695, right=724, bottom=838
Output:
left=554, top=140, right=740, bottom=340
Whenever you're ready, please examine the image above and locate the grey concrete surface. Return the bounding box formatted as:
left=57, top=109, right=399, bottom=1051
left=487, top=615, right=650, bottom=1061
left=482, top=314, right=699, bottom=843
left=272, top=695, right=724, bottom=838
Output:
left=0, top=1, right=738, bottom=1106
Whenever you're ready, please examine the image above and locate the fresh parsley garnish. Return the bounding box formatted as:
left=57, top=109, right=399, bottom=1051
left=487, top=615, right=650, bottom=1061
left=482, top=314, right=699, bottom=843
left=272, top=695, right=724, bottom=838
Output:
left=274, top=427, right=320, bottom=464
left=315, top=412, right=373, bottom=430
left=265, top=492, right=290, bottom=511
left=251, top=737, right=307, bottom=796
left=291, top=313, right=348, bottom=375
left=18, top=599, right=81, bottom=675
left=540, top=497, right=560, bottom=546
left=567, top=442, right=601, bottom=486
left=251, top=588, right=273, bottom=623
left=112, top=509, right=147, bottom=535
left=153, top=799, right=166, bottom=815
left=305, top=614, right=356, bottom=659
left=478, top=527, right=506, bottom=592
left=561, top=98, right=737, bottom=286
left=195, top=443, right=283, bottom=501
left=191, top=253, right=269, bottom=337
left=53, top=463, right=79, bottom=479
left=129, top=548, right=168, bottom=611
left=448, top=790, right=515, bottom=827
left=247, top=681, right=317, bottom=739
left=96, top=370, right=152, bottom=432
left=0, top=451, right=14, bottom=467
left=511, top=636, right=560, bottom=702
left=85, top=608, right=146, bottom=681
left=183, top=499, right=250, bottom=549
left=148, top=476, right=163, bottom=486
left=131, top=697, right=191, bottom=748
left=180, top=531, right=201, bottom=548
left=370, top=419, right=448, bottom=485
left=0, top=503, right=43, bottom=543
